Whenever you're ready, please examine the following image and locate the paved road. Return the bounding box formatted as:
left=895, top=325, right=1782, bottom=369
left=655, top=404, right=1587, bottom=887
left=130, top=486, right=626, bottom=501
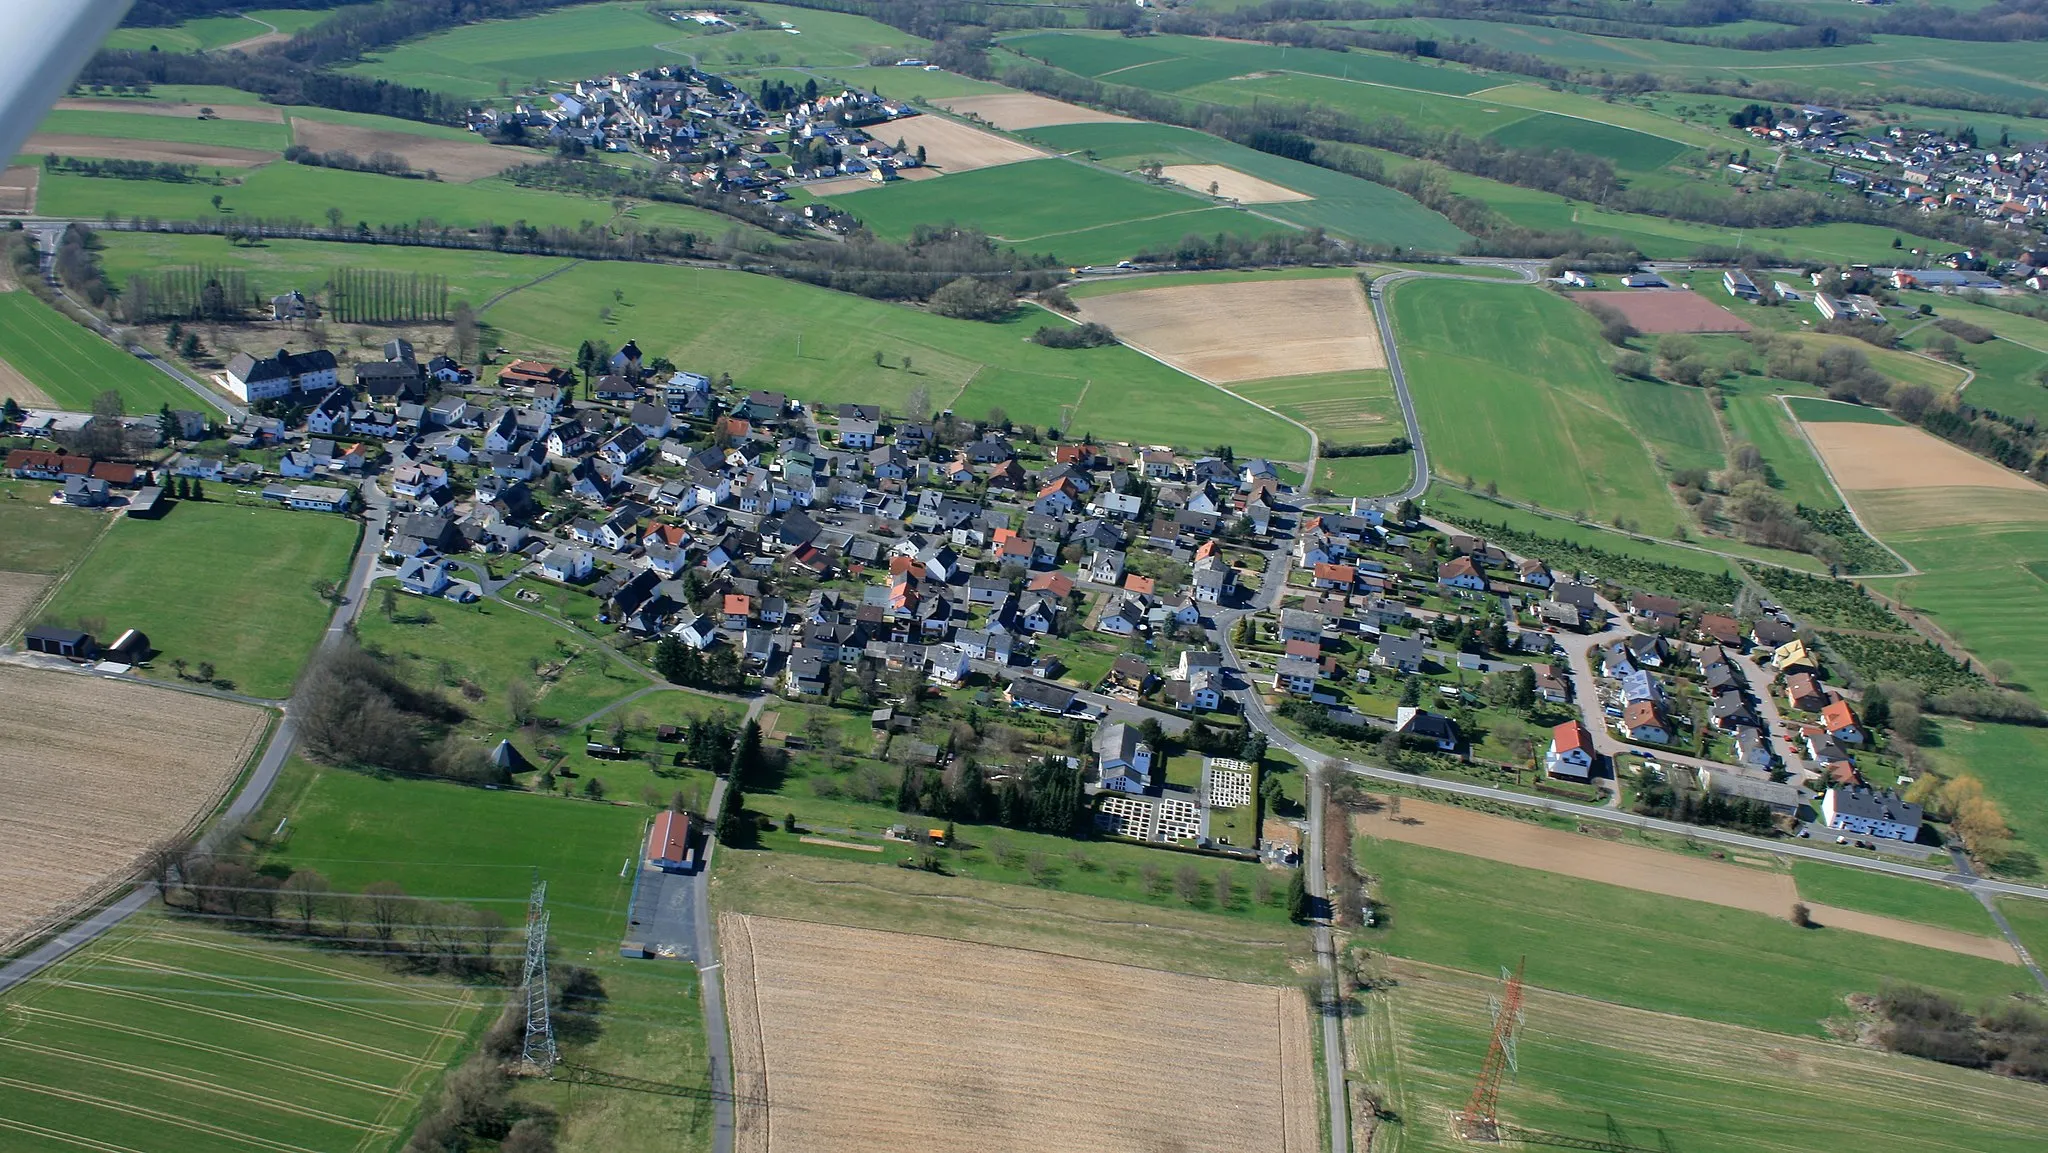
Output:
left=0, top=484, right=390, bottom=997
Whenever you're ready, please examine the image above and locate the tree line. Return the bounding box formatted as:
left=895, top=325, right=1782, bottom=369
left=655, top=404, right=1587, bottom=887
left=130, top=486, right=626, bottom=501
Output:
left=326, top=267, right=451, bottom=323
left=42, top=154, right=211, bottom=184
left=123, top=264, right=258, bottom=324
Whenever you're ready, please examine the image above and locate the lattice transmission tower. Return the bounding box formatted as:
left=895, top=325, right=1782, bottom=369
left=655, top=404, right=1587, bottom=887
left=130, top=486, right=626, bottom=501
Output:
left=1455, top=958, right=1527, bottom=1142
left=520, top=880, right=557, bottom=1072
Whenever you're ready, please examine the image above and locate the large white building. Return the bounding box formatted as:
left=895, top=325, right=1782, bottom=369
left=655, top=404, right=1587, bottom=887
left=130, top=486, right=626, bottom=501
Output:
left=224, top=347, right=339, bottom=402
left=1821, top=785, right=1923, bottom=841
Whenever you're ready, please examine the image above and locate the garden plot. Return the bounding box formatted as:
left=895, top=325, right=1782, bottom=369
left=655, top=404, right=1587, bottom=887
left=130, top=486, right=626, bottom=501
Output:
left=0, top=667, right=268, bottom=951
left=721, top=913, right=1317, bottom=1153
left=1075, top=276, right=1384, bottom=383
left=935, top=92, right=1137, bottom=130
left=1160, top=163, right=1310, bottom=203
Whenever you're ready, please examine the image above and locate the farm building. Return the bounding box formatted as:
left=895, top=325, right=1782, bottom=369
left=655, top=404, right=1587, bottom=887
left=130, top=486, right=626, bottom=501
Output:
left=104, top=628, right=151, bottom=663
left=24, top=625, right=96, bottom=659
left=647, top=810, right=694, bottom=872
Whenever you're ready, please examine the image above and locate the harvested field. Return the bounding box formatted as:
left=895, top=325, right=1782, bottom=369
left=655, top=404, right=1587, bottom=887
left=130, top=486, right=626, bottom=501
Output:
left=805, top=167, right=940, bottom=196
left=0, top=165, right=36, bottom=215
left=0, top=354, right=54, bottom=409
left=1802, top=420, right=2042, bottom=494
left=1075, top=275, right=1384, bottom=383
left=877, top=113, right=1045, bottom=173
left=721, top=913, right=1318, bottom=1153
left=1568, top=289, right=1751, bottom=333
left=21, top=134, right=273, bottom=167
left=1354, top=798, right=2017, bottom=962
left=0, top=666, right=267, bottom=951
left=288, top=119, right=520, bottom=182
left=53, top=98, right=284, bottom=123
left=935, top=93, right=1136, bottom=131
left=0, top=570, right=50, bottom=633
left=1854, top=485, right=2048, bottom=533
left=1161, top=163, right=1310, bottom=203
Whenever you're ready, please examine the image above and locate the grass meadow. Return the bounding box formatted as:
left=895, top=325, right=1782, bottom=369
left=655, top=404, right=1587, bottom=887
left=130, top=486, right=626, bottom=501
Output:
left=0, top=912, right=488, bottom=1152
left=1231, top=370, right=1402, bottom=448
left=1921, top=718, right=2048, bottom=881
left=0, top=481, right=110, bottom=575
left=1315, top=452, right=1415, bottom=497
left=40, top=499, right=359, bottom=698
left=2000, top=896, right=2048, bottom=966
left=94, top=231, right=569, bottom=309
left=1353, top=957, right=2048, bottom=1153
left=479, top=260, right=1311, bottom=458
left=32, top=108, right=293, bottom=152
left=1019, top=120, right=1470, bottom=251
left=101, top=7, right=348, bottom=53
left=0, top=291, right=210, bottom=414
left=1724, top=390, right=1843, bottom=510
left=1789, top=860, right=1998, bottom=935
left=1356, top=837, right=2038, bottom=1036
left=1391, top=279, right=1686, bottom=535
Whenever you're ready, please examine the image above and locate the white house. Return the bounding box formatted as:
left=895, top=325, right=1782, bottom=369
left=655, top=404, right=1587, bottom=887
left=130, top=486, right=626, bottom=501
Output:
left=1822, top=785, right=1923, bottom=841
left=540, top=546, right=594, bottom=583
left=397, top=555, right=453, bottom=597
left=927, top=643, right=972, bottom=686
left=1545, top=721, right=1594, bottom=781
left=224, top=347, right=338, bottom=402
left=1094, top=722, right=1154, bottom=792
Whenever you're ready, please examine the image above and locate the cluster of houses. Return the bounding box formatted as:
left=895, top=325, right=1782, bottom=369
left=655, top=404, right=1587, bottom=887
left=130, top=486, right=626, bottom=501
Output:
left=1775, top=112, right=2048, bottom=247
left=467, top=60, right=932, bottom=222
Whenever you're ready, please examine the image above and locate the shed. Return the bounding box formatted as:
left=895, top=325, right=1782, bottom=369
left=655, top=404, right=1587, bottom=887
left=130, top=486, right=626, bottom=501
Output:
left=105, top=628, right=151, bottom=663
left=24, top=625, right=95, bottom=659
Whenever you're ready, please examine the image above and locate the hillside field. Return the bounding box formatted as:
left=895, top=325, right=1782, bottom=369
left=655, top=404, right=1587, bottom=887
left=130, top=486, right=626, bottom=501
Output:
left=0, top=291, right=212, bottom=414
left=40, top=500, right=359, bottom=698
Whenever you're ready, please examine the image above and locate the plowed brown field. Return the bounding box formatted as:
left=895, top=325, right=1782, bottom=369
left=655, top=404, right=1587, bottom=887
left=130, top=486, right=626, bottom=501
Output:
left=934, top=93, right=1136, bottom=131
left=876, top=114, right=1044, bottom=172
left=54, top=98, right=284, bottom=123
left=1075, top=276, right=1384, bottom=383
left=22, top=135, right=273, bottom=167
left=289, top=120, right=520, bottom=182
left=1161, top=164, right=1310, bottom=203
left=720, top=913, right=1319, bottom=1153
left=0, top=571, right=50, bottom=634
left=0, top=667, right=267, bottom=951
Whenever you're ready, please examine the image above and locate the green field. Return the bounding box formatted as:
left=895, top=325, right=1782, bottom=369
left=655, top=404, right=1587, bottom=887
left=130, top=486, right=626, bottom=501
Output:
left=479, top=260, right=1311, bottom=458
left=102, top=7, right=347, bottom=53
left=0, top=291, right=218, bottom=414
left=1784, top=395, right=1902, bottom=424
left=1392, top=279, right=1685, bottom=535
left=94, top=231, right=570, bottom=309
left=41, top=500, right=358, bottom=698
left=1358, top=837, right=2037, bottom=1036
left=837, top=156, right=1298, bottom=265
left=1921, top=718, right=2048, bottom=881
left=30, top=108, right=292, bottom=152
left=1008, top=30, right=1499, bottom=96
left=347, top=1, right=922, bottom=101
left=0, top=481, right=110, bottom=576
left=1725, top=390, right=1842, bottom=509
left=1355, top=957, right=2048, bottom=1153
left=1232, top=370, right=1400, bottom=447
left=2000, top=896, right=2048, bottom=966
left=0, top=912, right=487, bottom=1153
left=1790, top=860, right=1998, bottom=935
left=1905, top=296, right=2048, bottom=424
left=1020, top=121, right=1469, bottom=251
left=35, top=161, right=754, bottom=239
left=1315, top=452, right=1415, bottom=497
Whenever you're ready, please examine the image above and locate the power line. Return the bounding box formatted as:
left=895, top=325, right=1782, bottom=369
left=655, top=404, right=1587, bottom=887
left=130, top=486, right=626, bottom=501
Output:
left=520, top=880, right=558, bottom=1072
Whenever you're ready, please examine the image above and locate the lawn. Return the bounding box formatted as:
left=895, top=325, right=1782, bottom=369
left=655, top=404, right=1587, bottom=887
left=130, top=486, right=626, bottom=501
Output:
left=35, top=161, right=756, bottom=240
left=31, top=108, right=293, bottom=152
left=1357, top=837, right=2038, bottom=1036
left=1392, top=279, right=1685, bottom=535
left=0, top=481, right=110, bottom=574
left=354, top=580, right=654, bottom=731
left=1790, top=860, right=1998, bottom=935
left=837, top=156, right=1298, bottom=265
left=0, top=290, right=218, bottom=414
left=1316, top=452, right=1415, bottom=497
left=1354, top=956, right=2048, bottom=1153
left=1020, top=120, right=1469, bottom=251
left=0, top=911, right=488, bottom=1153
left=481, top=260, right=1310, bottom=458
left=40, top=499, right=358, bottom=698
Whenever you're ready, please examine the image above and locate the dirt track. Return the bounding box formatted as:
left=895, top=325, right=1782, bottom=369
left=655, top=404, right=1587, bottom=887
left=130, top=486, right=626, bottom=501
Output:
left=53, top=98, right=284, bottom=123
left=935, top=93, right=1136, bottom=131
left=1354, top=798, right=2018, bottom=962
left=23, top=135, right=274, bottom=167
left=721, top=913, right=1319, bottom=1153
left=1076, top=276, right=1385, bottom=383
left=1161, top=163, right=1309, bottom=203
left=876, top=114, right=1044, bottom=173
left=0, top=666, right=268, bottom=951
left=288, top=119, right=521, bottom=182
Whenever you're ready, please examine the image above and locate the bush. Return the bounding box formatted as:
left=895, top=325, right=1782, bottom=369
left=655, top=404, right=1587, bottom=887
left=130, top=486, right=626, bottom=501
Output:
left=1030, top=321, right=1116, bottom=348
left=1934, top=316, right=1997, bottom=344
left=927, top=276, right=1016, bottom=321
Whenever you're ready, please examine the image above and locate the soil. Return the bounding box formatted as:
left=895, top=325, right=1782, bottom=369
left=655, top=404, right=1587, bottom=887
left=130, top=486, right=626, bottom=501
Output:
left=0, top=571, right=51, bottom=633
left=1803, top=421, right=2043, bottom=494
left=0, top=165, right=38, bottom=215
left=54, top=98, right=285, bottom=123
left=805, top=168, right=941, bottom=196
left=1568, top=289, right=1752, bottom=333
left=1076, top=276, right=1386, bottom=383
left=1353, top=797, right=2018, bottom=962
left=874, top=114, right=1045, bottom=173
left=287, top=119, right=526, bottom=183
left=1160, top=163, right=1311, bottom=204
left=23, top=135, right=274, bottom=167
left=933, top=94, right=1137, bottom=132
left=0, top=666, right=268, bottom=952
left=0, top=356, right=53, bottom=409
left=720, top=912, right=1319, bottom=1153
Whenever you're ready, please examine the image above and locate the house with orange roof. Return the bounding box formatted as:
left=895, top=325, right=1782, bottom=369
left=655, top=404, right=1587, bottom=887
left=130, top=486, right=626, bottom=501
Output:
left=1820, top=698, right=1862, bottom=743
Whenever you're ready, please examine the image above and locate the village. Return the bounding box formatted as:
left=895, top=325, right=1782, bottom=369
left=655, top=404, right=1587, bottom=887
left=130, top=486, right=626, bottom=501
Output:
left=3, top=323, right=1926, bottom=863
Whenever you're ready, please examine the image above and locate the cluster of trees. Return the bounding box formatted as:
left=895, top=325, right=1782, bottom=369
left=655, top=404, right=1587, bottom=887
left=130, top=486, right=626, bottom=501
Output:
left=80, top=51, right=478, bottom=126
left=1876, top=984, right=2048, bottom=1083
left=893, top=754, right=1092, bottom=836
left=284, top=144, right=421, bottom=177
left=1029, top=321, right=1115, bottom=348
left=1131, top=226, right=1365, bottom=268
left=123, top=265, right=255, bottom=323
left=1633, top=778, right=1779, bottom=832
left=296, top=638, right=506, bottom=785
left=651, top=636, right=747, bottom=692
left=1322, top=437, right=1412, bottom=458
left=926, top=274, right=1019, bottom=321
left=754, top=76, right=818, bottom=112
left=325, top=267, right=449, bottom=324
left=1920, top=403, right=2047, bottom=479
left=52, top=224, right=115, bottom=310
left=41, top=154, right=205, bottom=183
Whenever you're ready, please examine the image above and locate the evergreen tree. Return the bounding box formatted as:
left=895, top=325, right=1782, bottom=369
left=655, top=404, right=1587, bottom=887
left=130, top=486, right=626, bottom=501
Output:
left=653, top=636, right=689, bottom=682
left=190, top=479, right=205, bottom=501
left=732, top=720, right=764, bottom=787
left=157, top=403, right=177, bottom=443
left=1400, top=675, right=1423, bottom=707
left=1286, top=868, right=1310, bottom=923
